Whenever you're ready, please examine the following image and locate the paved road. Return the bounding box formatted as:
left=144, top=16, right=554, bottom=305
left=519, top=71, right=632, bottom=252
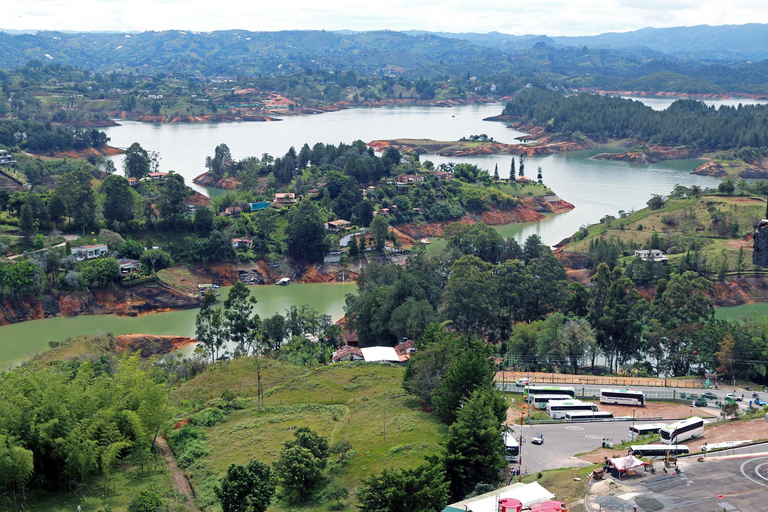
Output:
left=505, top=421, right=635, bottom=475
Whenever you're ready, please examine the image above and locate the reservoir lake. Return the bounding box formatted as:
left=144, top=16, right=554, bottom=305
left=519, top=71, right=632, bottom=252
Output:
left=3, top=98, right=761, bottom=366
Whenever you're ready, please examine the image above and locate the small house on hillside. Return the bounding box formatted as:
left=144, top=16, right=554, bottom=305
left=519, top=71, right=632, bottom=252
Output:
left=634, top=249, right=668, bottom=264
left=231, top=238, right=252, bottom=249
left=117, top=259, right=141, bottom=275
left=71, top=244, right=108, bottom=261
left=222, top=206, right=242, bottom=217
left=148, top=171, right=168, bottom=181
left=332, top=345, right=364, bottom=363
left=326, top=219, right=352, bottom=232
left=273, top=193, right=296, bottom=204
left=515, top=176, right=532, bottom=184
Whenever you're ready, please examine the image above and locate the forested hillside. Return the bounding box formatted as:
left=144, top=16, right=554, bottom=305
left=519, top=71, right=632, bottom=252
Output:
left=503, top=88, right=768, bottom=149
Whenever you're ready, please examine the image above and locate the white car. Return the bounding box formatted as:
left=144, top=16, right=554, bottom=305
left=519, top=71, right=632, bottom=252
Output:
left=724, top=393, right=743, bottom=402
left=531, top=433, right=544, bottom=445
left=516, top=378, right=531, bottom=386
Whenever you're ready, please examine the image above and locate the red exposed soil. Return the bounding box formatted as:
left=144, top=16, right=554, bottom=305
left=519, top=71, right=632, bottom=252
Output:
left=295, top=263, right=360, bottom=284
left=134, top=113, right=277, bottom=123
left=368, top=138, right=593, bottom=158
left=114, top=334, right=196, bottom=357
left=692, top=161, right=729, bottom=177
left=0, top=283, right=201, bottom=326
left=188, top=190, right=211, bottom=207
left=192, top=172, right=242, bottom=190
left=32, top=145, right=126, bottom=158
left=592, top=146, right=705, bottom=164
left=191, top=263, right=239, bottom=286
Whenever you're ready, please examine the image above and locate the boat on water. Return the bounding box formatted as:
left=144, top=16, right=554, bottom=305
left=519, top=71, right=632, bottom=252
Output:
left=276, top=278, right=291, bottom=286
left=419, top=238, right=431, bottom=245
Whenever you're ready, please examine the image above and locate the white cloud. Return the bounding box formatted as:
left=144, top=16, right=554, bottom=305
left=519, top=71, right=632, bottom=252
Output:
left=4, top=0, right=768, bottom=35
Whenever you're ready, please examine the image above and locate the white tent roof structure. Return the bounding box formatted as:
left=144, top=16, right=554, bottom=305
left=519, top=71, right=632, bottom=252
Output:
left=443, top=482, right=554, bottom=512
left=360, top=346, right=400, bottom=363
left=610, top=455, right=646, bottom=471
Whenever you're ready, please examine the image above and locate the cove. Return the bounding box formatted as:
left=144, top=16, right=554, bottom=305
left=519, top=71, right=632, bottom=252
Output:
left=0, top=282, right=355, bottom=368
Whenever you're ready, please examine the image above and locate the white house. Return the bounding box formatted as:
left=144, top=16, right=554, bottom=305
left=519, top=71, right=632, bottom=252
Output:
left=71, top=244, right=108, bottom=261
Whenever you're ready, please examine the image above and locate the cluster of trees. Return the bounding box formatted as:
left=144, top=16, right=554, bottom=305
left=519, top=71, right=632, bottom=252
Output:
left=504, top=87, right=768, bottom=150
left=0, top=355, right=166, bottom=503
left=0, top=118, right=109, bottom=152
left=195, top=283, right=342, bottom=363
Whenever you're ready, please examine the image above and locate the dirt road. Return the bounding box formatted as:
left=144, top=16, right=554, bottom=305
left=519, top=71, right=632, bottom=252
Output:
left=156, top=436, right=201, bottom=512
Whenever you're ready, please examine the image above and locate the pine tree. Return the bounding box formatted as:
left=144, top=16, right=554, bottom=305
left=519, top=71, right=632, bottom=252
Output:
left=493, top=164, right=499, bottom=181
left=510, top=157, right=516, bottom=178
left=518, top=156, right=525, bottom=177
left=537, top=166, right=543, bottom=184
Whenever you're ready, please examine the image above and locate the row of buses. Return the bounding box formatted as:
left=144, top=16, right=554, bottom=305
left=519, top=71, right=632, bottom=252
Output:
left=524, top=386, right=646, bottom=420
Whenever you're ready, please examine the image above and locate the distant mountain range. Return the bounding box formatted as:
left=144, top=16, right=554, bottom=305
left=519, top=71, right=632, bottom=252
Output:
left=0, top=24, right=766, bottom=78
left=408, top=24, right=768, bottom=62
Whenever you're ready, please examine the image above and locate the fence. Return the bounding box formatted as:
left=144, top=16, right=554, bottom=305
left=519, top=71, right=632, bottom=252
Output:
left=497, top=371, right=708, bottom=389
left=495, top=382, right=706, bottom=404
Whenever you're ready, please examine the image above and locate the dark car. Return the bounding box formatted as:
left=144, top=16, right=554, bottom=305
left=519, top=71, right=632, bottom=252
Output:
left=702, top=392, right=717, bottom=400
left=531, top=433, right=544, bottom=445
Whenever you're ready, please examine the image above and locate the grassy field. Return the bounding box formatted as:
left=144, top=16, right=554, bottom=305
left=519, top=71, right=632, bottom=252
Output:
left=522, top=464, right=599, bottom=511
left=171, top=359, right=447, bottom=512
left=565, top=193, right=766, bottom=271
left=715, top=302, right=768, bottom=320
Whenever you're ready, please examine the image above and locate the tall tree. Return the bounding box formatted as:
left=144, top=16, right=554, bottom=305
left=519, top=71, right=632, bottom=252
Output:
left=215, top=460, right=275, bottom=512
left=123, top=142, right=151, bottom=179
left=55, top=170, right=96, bottom=231
left=224, top=281, right=261, bottom=356
left=284, top=200, right=327, bottom=262
left=101, top=174, right=135, bottom=226
left=206, top=143, right=233, bottom=177
left=357, top=462, right=449, bottom=512
left=19, top=203, right=35, bottom=244
left=157, top=173, right=189, bottom=228
left=444, top=389, right=507, bottom=500
left=370, top=215, right=389, bottom=251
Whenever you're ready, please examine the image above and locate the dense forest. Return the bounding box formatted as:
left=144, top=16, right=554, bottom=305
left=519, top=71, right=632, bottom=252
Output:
left=503, top=88, right=768, bottom=149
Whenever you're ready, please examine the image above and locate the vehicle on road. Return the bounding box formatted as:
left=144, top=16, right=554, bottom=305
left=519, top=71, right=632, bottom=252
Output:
left=628, top=423, right=665, bottom=440
left=528, top=394, right=574, bottom=410
left=516, top=377, right=531, bottom=386
left=599, top=388, right=645, bottom=406
left=754, top=398, right=766, bottom=406
left=629, top=444, right=690, bottom=458
left=701, top=392, right=717, bottom=400
left=545, top=400, right=598, bottom=419
left=531, top=433, right=544, bottom=445
left=660, top=417, right=704, bottom=444
left=725, top=393, right=743, bottom=402
left=564, top=411, right=614, bottom=421
left=503, top=431, right=520, bottom=462
left=526, top=385, right=576, bottom=398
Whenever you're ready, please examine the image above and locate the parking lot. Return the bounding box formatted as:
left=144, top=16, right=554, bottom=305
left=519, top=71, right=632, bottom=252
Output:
left=584, top=445, right=768, bottom=511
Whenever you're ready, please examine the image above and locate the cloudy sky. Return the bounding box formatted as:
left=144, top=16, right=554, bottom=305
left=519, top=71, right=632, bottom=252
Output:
left=4, top=0, right=767, bottom=36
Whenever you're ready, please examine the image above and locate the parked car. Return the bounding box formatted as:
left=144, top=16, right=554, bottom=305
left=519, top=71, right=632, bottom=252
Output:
left=702, top=392, right=717, bottom=400
left=755, top=398, right=766, bottom=407
left=725, top=393, right=743, bottom=402
left=531, top=433, right=544, bottom=445
left=516, top=377, right=531, bottom=387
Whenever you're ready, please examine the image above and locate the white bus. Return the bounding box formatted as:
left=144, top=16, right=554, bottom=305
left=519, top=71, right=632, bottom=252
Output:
left=600, top=389, right=646, bottom=406
left=629, top=444, right=690, bottom=458
left=564, top=410, right=614, bottom=421
left=526, top=385, right=576, bottom=398
left=545, top=400, right=598, bottom=419
left=660, top=417, right=704, bottom=444
left=529, top=394, right=574, bottom=410
left=628, top=423, right=665, bottom=440
left=503, top=432, right=520, bottom=463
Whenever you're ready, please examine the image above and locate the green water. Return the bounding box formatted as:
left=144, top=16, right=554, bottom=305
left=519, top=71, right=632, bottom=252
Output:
left=715, top=303, right=768, bottom=321
left=0, top=282, right=356, bottom=368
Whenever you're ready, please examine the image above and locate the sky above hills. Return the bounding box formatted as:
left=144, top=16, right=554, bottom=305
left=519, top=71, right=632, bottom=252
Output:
left=5, top=0, right=768, bottom=36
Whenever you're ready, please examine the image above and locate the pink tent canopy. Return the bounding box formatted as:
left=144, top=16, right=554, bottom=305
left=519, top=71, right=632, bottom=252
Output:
left=532, top=500, right=564, bottom=512
left=610, top=455, right=646, bottom=471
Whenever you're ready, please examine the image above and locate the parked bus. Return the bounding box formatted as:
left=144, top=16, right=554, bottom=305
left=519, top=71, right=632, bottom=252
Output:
left=545, top=400, right=598, bottom=419
left=628, top=423, right=665, bottom=440
left=600, top=389, right=646, bottom=406
left=629, top=444, right=690, bottom=458
left=660, top=417, right=704, bottom=444
left=529, top=394, right=574, bottom=410
left=563, top=411, right=614, bottom=421
left=526, top=385, right=576, bottom=399
left=503, top=431, right=520, bottom=463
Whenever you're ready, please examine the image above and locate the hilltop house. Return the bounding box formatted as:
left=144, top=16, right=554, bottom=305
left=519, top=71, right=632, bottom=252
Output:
left=273, top=193, right=297, bottom=204
left=71, top=244, right=108, bottom=261
left=634, top=249, right=669, bottom=264
left=231, top=238, right=252, bottom=249
left=326, top=219, right=352, bottom=232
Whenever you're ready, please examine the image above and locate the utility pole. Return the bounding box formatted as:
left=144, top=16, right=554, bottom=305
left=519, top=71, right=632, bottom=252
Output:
left=383, top=407, right=386, bottom=440
left=518, top=414, right=524, bottom=482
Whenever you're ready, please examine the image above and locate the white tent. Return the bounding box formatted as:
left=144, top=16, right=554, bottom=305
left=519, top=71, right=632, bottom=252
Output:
left=360, top=346, right=400, bottom=363
left=610, top=455, right=646, bottom=472
left=443, top=482, right=554, bottom=512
